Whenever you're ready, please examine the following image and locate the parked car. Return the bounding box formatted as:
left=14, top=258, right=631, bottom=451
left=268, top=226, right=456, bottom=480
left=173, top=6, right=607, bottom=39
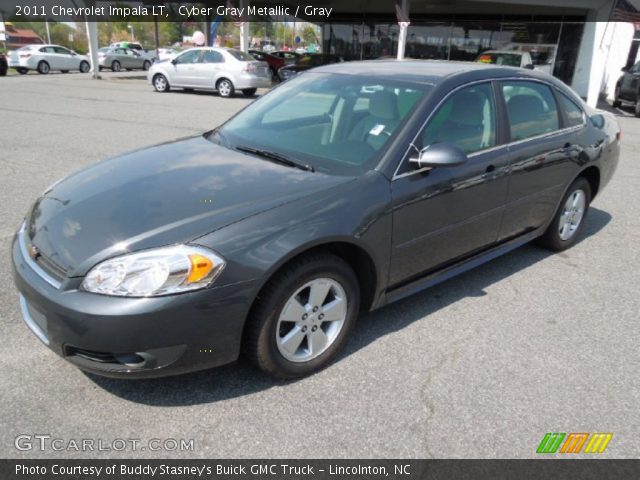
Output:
left=157, top=48, right=179, bottom=61
left=0, top=52, right=7, bottom=76
left=612, top=61, right=640, bottom=116
left=278, top=53, right=343, bottom=81
left=271, top=50, right=300, bottom=65
left=98, top=47, right=152, bottom=72
left=259, top=40, right=276, bottom=53
left=148, top=47, right=270, bottom=97
left=110, top=41, right=157, bottom=62
left=476, top=50, right=534, bottom=69
left=8, top=44, right=90, bottom=75
left=12, top=61, right=620, bottom=380
left=248, top=49, right=284, bottom=81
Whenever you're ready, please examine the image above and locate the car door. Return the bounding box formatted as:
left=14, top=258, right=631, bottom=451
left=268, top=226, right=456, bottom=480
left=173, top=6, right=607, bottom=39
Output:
left=54, top=46, right=74, bottom=69
left=171, top=50, right=202, bottom=87
left=620, top=62, right=640, bottom=100
left=497, top=80, right=581, bottom=240
left=194, top=50, right=225, bottom=88
left=389, top=81, right=511, bottom=285
left=40, top=46, right=60, bottom=69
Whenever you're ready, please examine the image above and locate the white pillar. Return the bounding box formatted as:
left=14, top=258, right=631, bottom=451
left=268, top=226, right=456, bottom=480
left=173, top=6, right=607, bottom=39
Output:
left=84, top=21, right=100, bottom=79
left=396, top=0, right=409, bottom=60
left=570, top=0, right=616, bottom=107
left=240, top=0, right=249, bottom=52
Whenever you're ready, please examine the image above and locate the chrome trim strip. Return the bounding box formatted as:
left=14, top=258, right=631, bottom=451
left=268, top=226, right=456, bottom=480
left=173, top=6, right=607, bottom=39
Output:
left=19, top=295, right=50, bottom=346
left=392, top=76, right=588, bottom=181
left=18, top=223, right=62, bottom=290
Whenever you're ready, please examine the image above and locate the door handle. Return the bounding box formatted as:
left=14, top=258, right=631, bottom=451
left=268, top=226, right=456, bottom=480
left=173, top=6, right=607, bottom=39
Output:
left=485, top=165, right=495, bottom=174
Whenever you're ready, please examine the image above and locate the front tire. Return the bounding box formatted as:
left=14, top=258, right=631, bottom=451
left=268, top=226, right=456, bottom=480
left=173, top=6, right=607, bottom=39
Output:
left=143, top=60, right=151, bottom=71
left=538, top=177, right=591, bottom=252
left=242, top=88, right=257, bottom=97
left=635, top=97, right=640, bottom=118
left=79, top=61, right=90, bottom=73
left=216, top=78, right=235, bottom=98
left=152, top=74, right=170, bottom=92
left=243, top=253, right=360, bottom=379
left=37, top=61, right=50, bottom=74
left=17, top=68, right=28, bottom=75
left=111, top=60, right=121, bottom=72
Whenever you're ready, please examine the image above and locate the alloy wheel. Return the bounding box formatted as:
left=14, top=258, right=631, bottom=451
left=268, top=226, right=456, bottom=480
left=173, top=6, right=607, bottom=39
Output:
left=218, top=80, right=232, bottom=97
left=558, top=189, right=586, bottom=241
left=154, top=75, right=167, bottom=92
left=275, top=278, right=348, bottom=363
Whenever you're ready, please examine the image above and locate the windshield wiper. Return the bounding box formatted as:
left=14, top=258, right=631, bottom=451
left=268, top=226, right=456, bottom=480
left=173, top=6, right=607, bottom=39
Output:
left=235, top=145, right=314, bottom=172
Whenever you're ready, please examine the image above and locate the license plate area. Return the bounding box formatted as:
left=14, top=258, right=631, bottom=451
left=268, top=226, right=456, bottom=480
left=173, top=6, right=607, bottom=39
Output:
left=19, top=295, right=49, bottom=345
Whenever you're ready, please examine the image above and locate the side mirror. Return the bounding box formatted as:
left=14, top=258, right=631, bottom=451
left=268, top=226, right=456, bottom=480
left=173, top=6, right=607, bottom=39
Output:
left=524, top=63, right=535, bottom=69
left=410, top=143, right=468, bottom=169
left=171, top=58, right=178, bottom=65
left=621, top=66, right=629, bottom=72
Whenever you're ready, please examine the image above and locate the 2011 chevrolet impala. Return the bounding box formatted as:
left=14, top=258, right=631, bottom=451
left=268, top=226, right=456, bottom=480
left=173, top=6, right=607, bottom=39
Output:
left=12, top=61, right=620, bottom=379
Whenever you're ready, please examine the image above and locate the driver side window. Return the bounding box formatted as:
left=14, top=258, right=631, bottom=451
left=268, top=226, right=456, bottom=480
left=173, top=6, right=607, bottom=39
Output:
left=176, top=50, right=201, bottom=64
left=419, top=82, right=496, bottom=155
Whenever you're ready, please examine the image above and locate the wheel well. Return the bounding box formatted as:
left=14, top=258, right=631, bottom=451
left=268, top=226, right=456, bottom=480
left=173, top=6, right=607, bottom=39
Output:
left=249, top=242, right=378, bottom=318
left=580, top=166, right=600, bottom=200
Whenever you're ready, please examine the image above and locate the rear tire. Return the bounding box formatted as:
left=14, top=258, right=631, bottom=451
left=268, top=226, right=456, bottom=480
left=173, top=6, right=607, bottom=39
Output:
left=242, top=88, right=257, bottom=97
left=152, top=74, right=170, bottom=92
left=216, top=78, right=235, bottom=98
left=61, top=70, right=69, bottom=74
left=635, top=97, right=640, bottom=118
left=17, top=68, right=28, bottom=75
left=37, top=61, right=50, bottom=74
left=538, top=177, right=591, bottom=252
left=111, top=60, right=121, bottom=72
left=243, top=253, right=360, bottom=379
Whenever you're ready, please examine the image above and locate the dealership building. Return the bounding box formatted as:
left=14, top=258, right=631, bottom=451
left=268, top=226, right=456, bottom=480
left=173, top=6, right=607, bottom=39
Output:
left=12, top=0, right=639, bottom=107
left=292, top=0, right=639, bottom=106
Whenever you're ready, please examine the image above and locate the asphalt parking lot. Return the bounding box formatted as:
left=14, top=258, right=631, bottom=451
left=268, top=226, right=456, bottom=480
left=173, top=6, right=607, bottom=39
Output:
left=0, top=71, right=638, bottom=459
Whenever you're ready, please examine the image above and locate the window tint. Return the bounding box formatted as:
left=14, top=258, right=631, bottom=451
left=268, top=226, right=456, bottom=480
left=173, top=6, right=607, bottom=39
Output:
left=420, top=83, right=496, bottom=154
left=54, top=47, right=70, bottom=55
left=557, top=93, right=584, bottom=128
left=176, top=50, right=200, bottom=64
left=226, top=49, right=254, bottom=61
left=40, top=47, right=55, bottom=53
left=202, top=50, right=224, bottom=63
left=502, top=81, right=559, bottom=141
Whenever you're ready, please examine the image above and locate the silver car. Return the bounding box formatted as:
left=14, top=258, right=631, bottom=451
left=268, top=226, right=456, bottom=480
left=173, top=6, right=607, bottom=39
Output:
left=147, top=47, right=271, bottom=97
left=98, top=47, right=152, bottom=72
left=9, top=44, right=90, bottom=75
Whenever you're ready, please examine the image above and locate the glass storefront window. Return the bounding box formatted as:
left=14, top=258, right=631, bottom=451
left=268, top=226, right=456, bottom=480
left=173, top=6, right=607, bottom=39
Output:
left=323, top=20, right=580, bottom=84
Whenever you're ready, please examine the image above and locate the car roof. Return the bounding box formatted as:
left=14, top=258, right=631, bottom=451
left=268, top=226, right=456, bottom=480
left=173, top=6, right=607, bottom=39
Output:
left=312, top=59, right=540, bottom=84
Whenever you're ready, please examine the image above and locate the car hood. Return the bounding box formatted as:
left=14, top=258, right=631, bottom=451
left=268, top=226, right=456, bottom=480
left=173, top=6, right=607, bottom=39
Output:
left=25, top=135, right=351, bottom=277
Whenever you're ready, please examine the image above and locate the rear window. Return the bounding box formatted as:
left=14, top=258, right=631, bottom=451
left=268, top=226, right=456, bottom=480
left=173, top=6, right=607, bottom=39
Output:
left=226, top=49, right=254, bottom=61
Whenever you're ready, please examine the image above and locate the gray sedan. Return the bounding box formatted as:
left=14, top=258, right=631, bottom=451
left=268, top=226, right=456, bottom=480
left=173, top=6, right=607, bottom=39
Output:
left=98, top=47, right=152, bottom=72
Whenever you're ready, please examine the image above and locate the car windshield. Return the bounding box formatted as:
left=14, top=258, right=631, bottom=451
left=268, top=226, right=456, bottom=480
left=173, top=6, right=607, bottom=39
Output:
left=227, top=49, right=254, bottom=61
left=213, top=73, right=431, bottom=176
left=477, top=52, right=522, bottom=66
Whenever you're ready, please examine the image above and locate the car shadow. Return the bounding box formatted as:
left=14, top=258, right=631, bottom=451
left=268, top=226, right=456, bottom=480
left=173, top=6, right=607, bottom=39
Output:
left=87, top=207, right=611, bottom=406
left=596, top=98, right=634, bottom=117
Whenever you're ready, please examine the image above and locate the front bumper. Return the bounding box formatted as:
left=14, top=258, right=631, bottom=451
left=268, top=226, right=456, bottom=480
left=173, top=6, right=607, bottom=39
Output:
left=11, top=233, right=259, bottom=378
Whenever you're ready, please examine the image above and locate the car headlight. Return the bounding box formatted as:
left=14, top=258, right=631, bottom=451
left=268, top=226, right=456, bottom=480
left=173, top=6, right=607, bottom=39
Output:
left=81, top=245, right=225, bottom=297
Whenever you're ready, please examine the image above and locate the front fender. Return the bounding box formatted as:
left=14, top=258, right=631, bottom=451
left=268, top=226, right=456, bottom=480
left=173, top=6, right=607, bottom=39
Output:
left=196, top=171, right=392, bottom=307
